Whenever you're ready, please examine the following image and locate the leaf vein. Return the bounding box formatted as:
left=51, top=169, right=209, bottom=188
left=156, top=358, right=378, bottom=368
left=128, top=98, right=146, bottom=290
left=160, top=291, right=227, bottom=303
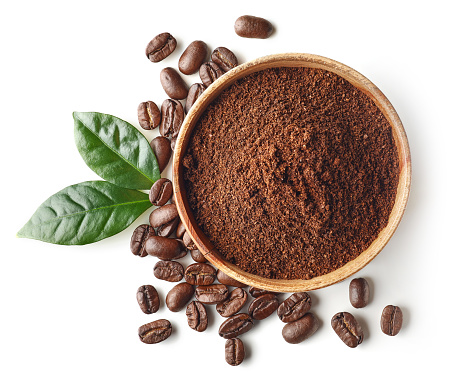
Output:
left=32, top=199, right=150, bottom=227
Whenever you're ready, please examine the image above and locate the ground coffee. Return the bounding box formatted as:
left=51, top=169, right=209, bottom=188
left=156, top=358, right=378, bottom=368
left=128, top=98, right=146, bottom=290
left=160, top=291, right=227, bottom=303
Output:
left=182, top=66, right=399, bottom=280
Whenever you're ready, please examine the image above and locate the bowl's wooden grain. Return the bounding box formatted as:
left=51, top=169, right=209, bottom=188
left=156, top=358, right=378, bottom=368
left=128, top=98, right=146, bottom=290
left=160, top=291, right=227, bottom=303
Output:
left=173, top=53, right=411, bottom=292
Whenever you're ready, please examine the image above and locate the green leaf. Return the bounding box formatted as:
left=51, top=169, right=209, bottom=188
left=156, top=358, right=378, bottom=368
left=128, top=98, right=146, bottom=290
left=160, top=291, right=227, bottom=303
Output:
left=73, top=111, right=160, bottom=190
left=17, top=181, right=152, bottom=245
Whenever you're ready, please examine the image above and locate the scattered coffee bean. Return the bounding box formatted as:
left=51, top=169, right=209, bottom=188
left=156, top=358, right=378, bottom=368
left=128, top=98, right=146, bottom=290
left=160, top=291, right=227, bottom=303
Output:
left=149, top=203, right=179, bottom=228
left=184, top=263, right=217, bottom=285
left=178, top=40, right=208, bottom=75
left=249, top=287, right=276, bottom=298
left=248, top=293, right=279, bottom=320
left=211, top=47, right=238, bottom=72
left=150, top=136, right=172, bottom=173
left=144, top=235, right=185, bottom=260
left=130, top=224, right=155, bottom=257
left=153, top=260, right=184, bottom=282
left=166, top=282, right=194, bottom=312
left=138, top=319, right=171, bottom=344
left=175, top=221, right=186, bottom=238
left=199, top=61, right=224, bottom=87
left=136, top=285, right=160, bottom=314
left=138, top=319, right=172, bottom=344
left=186, top=300, right=208, bottom=332
left=195, top=284, right=229, bottom=304
left=219, top=313, right=254, bottom=339
left=282, top=313, right=319, bottom=344
left=149, top=178, right=173, bottom=206
left=146, top=32, right=177, bottom=62
left=190, top=249, right=207, bottom=263
left=331, top=312, right=364, bottom=348
left=185, top=83, right=206, bottom=113
left=216, top=287, right=248, bottom=317
left=349, top=278, right=370, bottom=308
left=380, top=305, right=403, bottom=336
left=137, top=101, right=160, bottom=130
left=225, top=338, right=245, bottom=366
left=156, top=217, right=180, bottom=237
left=160, top=99, right=184, bottom=139
left=216, top=270, right=246, bottom=288
left=234, top=15, right=273, bottom=39
left=182, top=230, right=196, bottom=250
left=277, top=292, right=311, bottom=323
left=160, top=67, right=189, bottom=100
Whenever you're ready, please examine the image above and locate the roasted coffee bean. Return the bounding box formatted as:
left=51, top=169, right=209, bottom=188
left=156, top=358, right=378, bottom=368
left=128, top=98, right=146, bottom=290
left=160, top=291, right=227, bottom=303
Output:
left=185, top=83, right=206, bottom=113
left=166, top=282, right=194, bottom=312
left=211, top=47, right=238, bottom=72
left=218, top=313, right=254, bottom=339
left=186, top=300, right=208, bottom=332
left=277, top=292, right=311, bottom=323
left=175, top=221, right=186, bottom=238
left=136, top=285, right=160, bottom=314
left=160, top=67, right=189, bottom=100
left=150, top=136, right=171, bottom=173
left=199, top=61, right=224, bottom=87
left=149, top=204, right=179, bottom=228
left=137, top=101, right=160, bottom=130
left=138, top=319, right=172, bottom=344
left=153, top=260, right=184, bottom=282
left=178, top=40, right=208, bottom=75
left=381, top=305, right=403, bottom=336
left=282, top=312, right=319, bottom=344
left=130, top=224, right=155, bottom=257
left=331, top=312, right=364, bottom=348
left=149, top=178, right=173, bottom=206
left=184, top=263, right=216, bottom=285
left=190, top=249, right=207, bottom=263
left=146, top=33, right=177, bottom=62
left=225, top=338, right=245, bottom=366
left=216, top=270, right=246, bottom=288
left=216, top=288, right=248, bottom=317
left=248, top=293, right=279, bottom=320
left=160, top=99, right=184, bottom=139
left=249, top=286, right=276, bottom=298
left=144, top=235, right=185, bottom=260
left=349, top=278, right=370, bottom=308
left=195, top=284, right=229, bottom=304
left=156, top=217, right=180, bottom=237
left=182, top=230, right=196, bottom=250
left=234, top=15, right=273, bottom=39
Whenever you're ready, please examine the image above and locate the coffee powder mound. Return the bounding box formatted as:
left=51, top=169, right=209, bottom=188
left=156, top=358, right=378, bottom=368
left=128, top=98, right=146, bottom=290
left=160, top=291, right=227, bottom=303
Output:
left=182, top=67, right=399, bottom=280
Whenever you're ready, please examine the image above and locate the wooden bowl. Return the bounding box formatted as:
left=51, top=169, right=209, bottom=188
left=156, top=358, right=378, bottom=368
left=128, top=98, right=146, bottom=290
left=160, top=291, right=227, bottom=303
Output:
left=173, top=53, right=411, bottom=292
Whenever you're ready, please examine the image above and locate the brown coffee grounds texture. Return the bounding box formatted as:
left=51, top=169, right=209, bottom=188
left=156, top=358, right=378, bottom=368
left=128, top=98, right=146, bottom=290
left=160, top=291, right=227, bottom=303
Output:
left=182, top=67, right=399, bottom=280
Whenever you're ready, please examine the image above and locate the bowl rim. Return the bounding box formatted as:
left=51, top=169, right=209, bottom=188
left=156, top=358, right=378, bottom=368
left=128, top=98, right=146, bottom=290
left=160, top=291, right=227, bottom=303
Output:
left=173, top=53, right=411, bottom=292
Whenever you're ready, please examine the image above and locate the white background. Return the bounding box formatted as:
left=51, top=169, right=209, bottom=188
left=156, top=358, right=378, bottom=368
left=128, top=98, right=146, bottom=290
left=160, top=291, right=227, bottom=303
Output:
left=1, top=0, right=452, bottom=378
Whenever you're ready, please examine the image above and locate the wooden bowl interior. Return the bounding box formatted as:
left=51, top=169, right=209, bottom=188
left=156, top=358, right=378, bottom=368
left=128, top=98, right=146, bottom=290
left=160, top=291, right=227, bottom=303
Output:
left=173, top=53, right=411, bottom=292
